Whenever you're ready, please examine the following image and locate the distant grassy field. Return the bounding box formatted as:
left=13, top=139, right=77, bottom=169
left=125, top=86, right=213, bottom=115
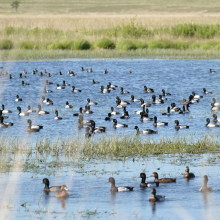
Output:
left=1, top=0, right=220, bottom=60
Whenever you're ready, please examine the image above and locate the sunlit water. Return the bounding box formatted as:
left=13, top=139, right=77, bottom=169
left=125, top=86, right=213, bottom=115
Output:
left=0, top=59, right=220, bottom=219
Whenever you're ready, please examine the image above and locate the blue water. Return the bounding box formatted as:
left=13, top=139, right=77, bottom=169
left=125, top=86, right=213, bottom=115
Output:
left=0, top=59, right=220, bottom=140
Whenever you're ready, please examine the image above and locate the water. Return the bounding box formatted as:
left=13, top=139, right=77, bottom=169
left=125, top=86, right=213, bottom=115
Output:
left=1, top=59, right=220, bottom=219
left=0, top=59, right=220, bottom=140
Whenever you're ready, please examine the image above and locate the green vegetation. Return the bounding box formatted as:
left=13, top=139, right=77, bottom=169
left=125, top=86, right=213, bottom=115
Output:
left=96, top=38, right=115, bottom=49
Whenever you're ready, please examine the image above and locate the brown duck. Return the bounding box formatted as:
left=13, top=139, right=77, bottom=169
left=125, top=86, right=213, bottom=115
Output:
left=152, top=172, right=177, bottom=183
left=183, top=166, right=195, bottom=178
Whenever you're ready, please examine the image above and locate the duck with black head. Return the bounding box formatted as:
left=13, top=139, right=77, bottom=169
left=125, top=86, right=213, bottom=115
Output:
left=42, top=178, right=65, bottom=192
left=108, top=177, right=134, bottom=192
left=140, top=173, right=159, bottom=188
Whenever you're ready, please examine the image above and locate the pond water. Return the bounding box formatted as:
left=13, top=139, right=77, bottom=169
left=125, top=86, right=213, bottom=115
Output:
left=0, top=59, right=220, bottom=140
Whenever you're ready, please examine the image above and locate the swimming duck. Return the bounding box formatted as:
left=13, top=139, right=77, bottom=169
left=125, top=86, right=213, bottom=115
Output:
left=108, top=82, right=118, bottom=88
left=81, top=67, right=85, bottom=71
left=104, top=69, right=108, bottom=74
left=44, top=86, right=53, bottom=93
left=15, top=95, right=22, bottom=102
left=199, top=175, right=212, bottom=192
left=212, top=98, right=220, bottom=106
left=128, top=70, right=132, bottom=73
left=2, top=104, right=12, bottom=113
left=17, top=107, right=29, bottom=116
left=111, top=107, right=120, bottom=115
left=140, top=173, right=159, bottom=187
left=87, top=98, right=97, bottom=105
left=89, top=68, right=93, bottom=72
left=144, top=86, right=154, bottom=93
left=206, top=118, right=219, bottom=127
left=135, top=105, right=145, bottom=115
left=152, top=95, right=164, bottom=104
left=23, top=69, right=27, bottom=74
left=151, top=172, right=177, bottom=183
left=73, top=107, right=83, bottom=116
left=105, top=113, right=112, bottom=121
left=140, top=98, right=151, bottom=107
left=100, top=86, right=110, bottom=93
left=162, top=107, right=170, bottom=115
left=56, top=185, right=69, bottom=198
left=84, top=127, right=92, bottom=138
left=9, top=74, right=13, bottom=79
left=182, top=98, right=190, bottom=105
left=210, top=69, right=216, bottom=73
left=134, top=126, right=157, bottom=134
left=90, top=120, right=106, bottom=132
left=27, top=105, right=36, bottom=113
left=93, top=79, right=100, bottom=84
left=189, top=95, right=199, bottom=103
left=0, top=116, right=9, bottom=128
left=162, top=89, right=171, bottom=96
left=113, top=119, right=128, bottom=128
left=54, top=110, right=62, bottom=120
left=191, top=91, right=203, bottom=99
left=38, top=104, right=49, bottom=115
left=183, top=166, right=195, bottom=178
left=212, top=114, right=220, bottom=122
left=62, top=81, right=70, bottom=86
left=42, top=178, right=63, bottom=192
left=159, top=95, right=167, bottom=101
left=85, top=106, right=93, bottom=114
left=211, top=103, right=220, bottom=111
left=0, top=110, right=8, bottom=119
left=149, top=188, right=165, bottom=202
left=27, top=120, right=40, bottom=132
left=116, top=96, right=130, bottom=105
left=170, top=103, right=180, bottom=112
left=121, top=87, right=129, bottom=94
left=131, top=95, right=140, bottom=102
left=45, top=98, right=53, bottom=105
left=108, top=177, right=134, bottom=192
left=65, top=101, right=73, bottom=109
left=140, top=112, right=153, bottom=121
left=68, top=71, right=76, bottom=76
left=19, top=73, right=26, bottom=78
left=59, top=71, right=63, bottom=75
left=27, top=119, right=43, bottom=130
left=72, top=86, right=82, bottom=92
left=203, top=88, right=212, bottom=94
left=153, top=116, right=168, bottom=126
left=21, top=81, right=30, bottom=86
left=120, top=111, right=129, bottom=119
left=57, top=84, right=65, bottom=90
left=174, top=120, right=190, bottom=129
left=46, top=80, right=53, bottom=85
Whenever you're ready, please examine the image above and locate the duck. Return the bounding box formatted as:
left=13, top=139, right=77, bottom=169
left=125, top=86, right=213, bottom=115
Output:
left=144, top=86, right=154, bottom=93
left=59, top=71, right=63, bottom=75
left=0, top=110, right=9, bottom=119
left=152, top=95, right=164, bottom=104
left=189, top=95, right=199, bottom=103
left=149, top=188, right=165, bottom=202
left=27, top=119, right=43, bottom=130
left=0, top=116, right=9, bottom=128
left=15, top=95, right=22, bottom=102
left=113, top=119, right=128, bottom=128
left=42, top=178, right=63, bottom=192
left=140, top=98, right=151, bottom=107
left=21, top=81, right=30, bottom=86
left=73, top=107, right=83, bottom=116
left=170, top=103, right=181, bottom=112
left=199, top=175, right=212, bottom=192
left=203, top=88, right=212, bottom=94
left=108, top=177, right=134, bottom=192
left=100, top=85, right=110, bottom=93
left=17, top=107, right=29, bottom=116
left=27, top=120, right=40, bottom=132
left=116, top=96, right=130, bottom=105
left=2, top=104, right=12, bottom=113
left=121, top=87, right=129, bottom=94
left=72, top=86, right=82, bottom=93
left=69, top=71, right=76, bottom=76
left=179, top=106, right=186, bottom=114
left=212, top=98, right=220, bottom=106
left=140, top=112, right=153, bottom=121
left=57, top=84, right=65, bottom=90
left=108, top=82, right=117, bottom=88
left=135, top=105, right=145, bottom=115
left=105, top=113, right=112, bottom=121
left=128, top=70, right=132, bottom=73
left=162, top=89, right=171, bottom=96
left=85, top=106, right=93, bottom=114
left=174, top=120, right=190, bottom=129
left=104, top=69, right=108, bottom=74
left=81, top=67, right=85, bottom=71
left=38, top=104, right=49, bottom=115
left=19, top=73, right=26, bottom=78
left=211, top=103, right=220, bottom=111
left=90, top=120, right=106, bottom=132
left=56, top=185, right=69, bottom=198
left=151, top=172, right=177, bottom=183
left=93, top=79, right=100, bottom=84
left=153, top=116, right=168, bottom=126
left=183, top=166, right=195, bottom=178
left=191, top=91, right=203, bottom=99
left=206, top=118, right=219, bottom=127
left=210, top=69, right=216, bottom=73
left=131, top=95, right=140, bottom=102
left=212, top=114, right=220, bottom=122
left=120, top=111, right=129, bottom=119
left=65, top=101, right=73, bottom=109
left=111, top=107, right=120, bottom=115
left=54, top=110, right=62, bottom=120
left=162, top=107, right=170, bottom=115
left=87, top=98, right=97, bottom=105
left=27, top=105, right=36, bottom=113
left=140, top=173, right=159, bottom=187
left=44, top=86, right=53, bottom=93
left=9, top=74, right=13, bottom=79
left=84, top=127, right=92, bottom=138
left=134, top=126, right=157, bottom=134
left=46, top=80, right=53, bottom=85
left=159, top=95, right=167, bottom=101
left=62, top=81, right=70, bottom=86
left=23, top=69, right=27, bottom=74
left=182, top=98, right=190, bottom=105
left=45, top=98, right=53, bottom=105
left=89, top=68, right=93, bottom=72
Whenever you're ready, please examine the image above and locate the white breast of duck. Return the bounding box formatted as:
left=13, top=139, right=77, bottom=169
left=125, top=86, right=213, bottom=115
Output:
left=57, top=84, right=65, bottom=89
left=17, top=107, right=29, bottom=116
left=153, top=116, right=168, bottom=126
left=206, top=118, right=219, bottom=127
left=2, top=105, right=12, bottom=113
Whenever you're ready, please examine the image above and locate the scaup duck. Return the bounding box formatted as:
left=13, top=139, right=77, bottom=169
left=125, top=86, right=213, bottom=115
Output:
left=210, top=69, right=215, bottom=73
left=183, top=166, right=195, bottom=178
left=162, top=107, right=170, bottom=115
left=72, top=86, right=82, bottom=93
left=91, top=120, right=106, bottom=132
left=44, top=86, right=53, bottom=93
left=212, top=98, right=220, bottom=106
left=131, top=95, right=140, bottom=102
left=170, top=103, right=180, bottom=112
left=113, top=119, right=128, bottom=128
left=87, top=98, right=97, bottom=105
left=105, top=113, right=112, bottom=121
left=46, top=80, right=53, bottom=85
left=17, top=107, right=29, bottom=116
left=159, top=95, right=167, bottom=101
left=206, top=118, right=219, bottom=127
left=81, top=67, right=85, bottom=71
left=203, top=88, right=212, bottom=94
left=62, top=81, right=70, bottom=86
left=174, top=120, right=190, bottom=129
left=73, top=107, right=83, bottom=116
left=121, top=87, right=129, bottom=94
left=42, top=178, right=63, bottom=192
left=116, top=96, right=130, bottom=105
left=56, top=185, right=69, bottom=198
left=140, top=173, right=159, bottom=187
left=57, top=84, right=65, bottom=90
left=9, top=74, right=13, bottom=79
left=191, top=91, right=203, bottom=99
left=45, top=98, right=53, bottom=105
left=162, top=89, right=171, bottom=96
left=93, top=79, right=100, bottom=84
left=23, top=69, right=27, bottom=74
left=27, top=119, right=43, bottom=129
left=2, top=104, right=12, bottom=113
left=144, top=86, right=154, bottom=93
left=100, top=85, right=110, bottom=93
left=134, top=126, right=157, bottom=134
left=104, top=69, right=108, bottom=74
left=149, top=188, right=165, bottom=202
left=111, top=107, right=119, bottom=115
left=140, top=98, right=151, bottom=107
left=152, top=95, right=164, bottom=104
left=135, top=105, right=145, bottom=115
left=27, top=105, right=36, bottom=113
left=200, top=175, right=212, bottom=192
left=54, top=110, right=62, bottom=120
left=189, top=95, right=199, bottom=103
left=212, top=114, right=220, bottom=122
left=153, top=116, right=168, bottom=126
left=15, top=95, right=22, bottom=102
left=211, top=103, right=220, bottom=111
left=27, top=120, right=40, bottom=132
left=108, top=82, right=117, bottom=88
left=38, top=104, right=49, bottom=115
left=151, top=172, right=177, bottom=183
left=140, top=112, right=153, bottom=121
left=21, top=81, right=29, bottom=86
left=108, top=177, right=134, bottom=192
left=19, top=73, right=26, bottom=78
left=65, top=101, right=73, bottom=109
left=85, top=106, right=93, bottom=114
left=120, top=111, right=129, bottom=119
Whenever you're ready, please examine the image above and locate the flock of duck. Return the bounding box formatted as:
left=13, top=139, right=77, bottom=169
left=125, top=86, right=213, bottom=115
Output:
left=42, top=166, right=212, bottom=201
